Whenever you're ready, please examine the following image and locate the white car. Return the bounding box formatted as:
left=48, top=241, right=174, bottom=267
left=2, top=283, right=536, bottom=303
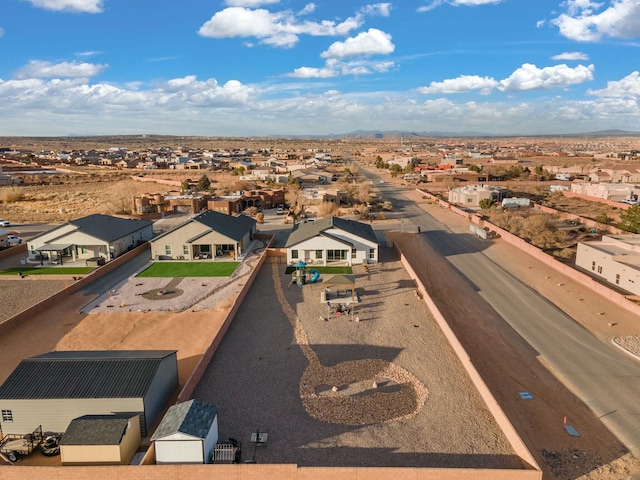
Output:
left=0, top=220, right=9, bottom=227
left=6, top=235, right=22, bottom=245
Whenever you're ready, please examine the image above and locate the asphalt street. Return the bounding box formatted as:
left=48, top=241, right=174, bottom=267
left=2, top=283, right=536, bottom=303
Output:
left=360, top=167, right=640, bottom=457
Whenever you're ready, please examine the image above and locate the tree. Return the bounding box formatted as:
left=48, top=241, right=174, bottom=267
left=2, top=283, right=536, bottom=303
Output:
left=181, top=179, right=191, bottom=193
left=619, top=206, right=640, bottom=233
left=389, top=164, right=403, bottom=178
left=197, top=174, right=211, bottom=191
left=479, top=198, right=494, bottom=210
left=468, top=164, right=481, bottom=172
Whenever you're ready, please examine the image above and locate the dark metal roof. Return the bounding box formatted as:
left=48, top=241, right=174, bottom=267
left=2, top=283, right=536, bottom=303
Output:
left=151, top=399, right=218, bottom=441
left=285, top=216, right=378, bottom=247
left=68, top=214, right=152, bottom=243
left=192, top=210, right=256, bottom=241
left=60, top=414, right=138, bottom=446
left=0, top=350, right=177, bottom=400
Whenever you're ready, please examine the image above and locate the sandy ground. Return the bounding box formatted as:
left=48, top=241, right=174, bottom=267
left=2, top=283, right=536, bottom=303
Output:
left=193, top=250, right=524, bottom=469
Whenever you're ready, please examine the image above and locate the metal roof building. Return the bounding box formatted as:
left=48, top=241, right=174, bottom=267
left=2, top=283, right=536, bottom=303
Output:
left=0, top=350, right=178, bottom=437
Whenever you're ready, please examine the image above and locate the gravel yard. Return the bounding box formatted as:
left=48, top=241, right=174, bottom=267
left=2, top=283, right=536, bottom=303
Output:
left=0, top=279, right=70, bottom=323
left=193, top=248, right=524, bottom=469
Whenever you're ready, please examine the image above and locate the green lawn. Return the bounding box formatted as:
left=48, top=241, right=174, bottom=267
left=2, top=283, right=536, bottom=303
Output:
left=137, top=261, right=240, bottom=277
left=0, top=267, right=95, bottom=275
left=285, top=266, right=353, bottom=275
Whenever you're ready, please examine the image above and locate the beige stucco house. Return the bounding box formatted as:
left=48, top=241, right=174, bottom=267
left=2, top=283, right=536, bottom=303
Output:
left=576, top=234, right=640, bottom=296
left=26, top=214, right=153, bottom=264
left=149, top=210, right=256, bottom=261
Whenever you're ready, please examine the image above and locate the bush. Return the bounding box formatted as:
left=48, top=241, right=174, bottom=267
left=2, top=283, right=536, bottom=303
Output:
left=0, top=186, right=24, bottom=204
left=255, top=212, right=264, bottom=224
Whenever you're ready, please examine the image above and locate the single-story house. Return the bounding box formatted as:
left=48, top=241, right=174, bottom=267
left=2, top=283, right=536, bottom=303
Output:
left=60, top=414, right=141, bottom=465
left=150, top=210, right=256, bottom=260
left=152, top=399, right=219, bottom=464
left=0, top=350, right=178, bottom=436
left=285, top=217, right=378, bottom=266
left=26, top=213, right=153, bottom=264
left=576, top=234, right=640, bottom=296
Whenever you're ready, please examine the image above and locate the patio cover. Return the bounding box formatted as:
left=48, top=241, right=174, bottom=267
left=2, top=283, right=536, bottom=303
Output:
left=36, top=244, right=73, bottom=251
left=324, top=274, right=356, bottom=300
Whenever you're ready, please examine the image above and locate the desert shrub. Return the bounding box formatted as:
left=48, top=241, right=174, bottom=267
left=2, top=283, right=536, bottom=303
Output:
left=381, top=201, right=393, bottom=211
left=0, top=186, right=24, bottom=204
left=318, top=201, right=339, bottom=218
left=245, top=206, right=259, bottom=216
left=255, top=212, right=264, bottom=224
left=378, top=212, right=386, bottom=220
left=595, top=212, right=611, bottom=224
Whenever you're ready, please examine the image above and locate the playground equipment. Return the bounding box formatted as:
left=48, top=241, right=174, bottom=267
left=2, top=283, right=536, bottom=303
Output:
left=288, top=263, right=321, bottom=288
left=309, top=269, right=320, bottom=283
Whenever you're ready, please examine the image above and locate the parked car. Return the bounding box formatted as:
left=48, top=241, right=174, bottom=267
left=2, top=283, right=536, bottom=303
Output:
left=276, top=206, right=284, bottom=215
left=7, top=235, right=22, bottom=245
left=0, top=219, right=9, bottom=227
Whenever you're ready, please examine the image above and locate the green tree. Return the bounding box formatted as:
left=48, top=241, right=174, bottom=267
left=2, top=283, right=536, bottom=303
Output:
left=468, top=164, right=480, bottom=172
left=181, top=179, right=191, bottom=193
left=389, top=164, right=403, bottom=178
left=479, top=198, right=494, bottom=210
left=197, top=174, right=211, bottom=191
left=619, top=205, right=640, bottom=233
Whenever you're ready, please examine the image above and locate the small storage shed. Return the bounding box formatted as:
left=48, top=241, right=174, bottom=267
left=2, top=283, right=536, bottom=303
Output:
left=60, top=414, right=141, bottom=465
left=151, top=399, right=219, bottom=464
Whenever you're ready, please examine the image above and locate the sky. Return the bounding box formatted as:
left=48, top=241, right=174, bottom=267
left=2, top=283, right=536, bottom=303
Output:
left=1, top=0, right=640, bottom=137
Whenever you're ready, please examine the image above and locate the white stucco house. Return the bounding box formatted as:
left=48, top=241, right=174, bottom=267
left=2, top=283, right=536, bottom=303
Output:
left=576, top=234, right=640, bottom=296
left=149, top=210, right=256, bottom=261
left=285, top=217, right=378, bottom=266
left=26, top=214, right=153, bottom=264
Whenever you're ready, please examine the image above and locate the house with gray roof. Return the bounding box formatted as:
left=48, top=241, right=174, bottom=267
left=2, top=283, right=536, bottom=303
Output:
left=149, top=210, right=256, bottom=261
left=26, top=213, right=153, bottom=264
left=151, top=399, right=219, bottom=464
left=285, top=217, right=378, bottom=266
left=0, top=350, right=178, bottom=437
left=59, top=413, right=141, bottom=465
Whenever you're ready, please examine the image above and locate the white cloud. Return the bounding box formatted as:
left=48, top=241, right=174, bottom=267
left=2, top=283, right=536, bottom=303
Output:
left=417, top=75, right=498, bottom=95
left=417, top=63, right=594, bottom=95
left=418, top=0, right=502, bottom=13
left=588, top=71, right=640, bottom=98
left=321, top=29, right=394, bottom=59
left=25, top=0, right=103, bottom=13
left=15, top=61, right=108, bottom=79
left=288, top=58, right=395, bottom=78
left=499, top=63, right=594, bottom=91
left=75, top=51, right=102, bottom=57
left=224, top=0, right=280, bottom=6
left=298, top=3, right=316, bottom=15
left=198, top=3, right=387, bottom=48
left=552, top=51, right=590, bottom=60
left=0, top=73, right=639, bottom=136
left=551, top=0, right=640, bottom=41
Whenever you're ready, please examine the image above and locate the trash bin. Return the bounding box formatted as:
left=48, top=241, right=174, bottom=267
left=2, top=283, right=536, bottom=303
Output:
left=20, top=257, right=26, bottom=265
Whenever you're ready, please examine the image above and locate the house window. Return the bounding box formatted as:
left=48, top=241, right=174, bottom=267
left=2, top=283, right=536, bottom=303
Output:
left=1, top=410, right=13, bottom=422
left=316, top=250, right=322, bottom=259
left=616, top=274, right=620, bottom=285
left=81, top=247, right=88, bottom=254
left=292, top=250, right=298, bottom=259
left=591, top=261, right=596, bottom=271
left=351, top=248, right=357, bottom=259
left=327, top=250, right=347, bottom=261
left=369, top=248, right=376, bottom=259
left=165, top=245, right=172, bottom=255
left=597, top=266, right=603, bottom=274
left=183, top=245, right=189, bottom=255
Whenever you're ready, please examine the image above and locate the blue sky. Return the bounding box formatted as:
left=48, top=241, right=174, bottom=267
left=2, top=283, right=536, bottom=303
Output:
left=1, top=0, right=639, bottom=137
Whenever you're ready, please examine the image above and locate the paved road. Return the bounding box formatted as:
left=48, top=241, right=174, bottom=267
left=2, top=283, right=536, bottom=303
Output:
left=360, top=167, right=640, bottom=457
